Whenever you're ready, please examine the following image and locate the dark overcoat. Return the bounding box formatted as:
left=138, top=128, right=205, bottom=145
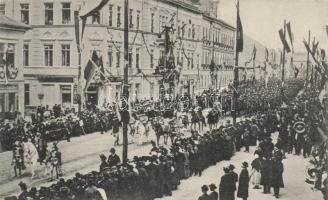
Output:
left=209, top=191, right=218, bottom=200
left=237, top=169, right=250, bottom=198
left=219, top=173, right=235, bottom=200
left=271, top=161, right=284, bottom=188
left=260, top=159, right=272, bottom=186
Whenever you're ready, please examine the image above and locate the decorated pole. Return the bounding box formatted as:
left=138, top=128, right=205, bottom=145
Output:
left=233, top=0, right=243, bottom=125
left=281, top=20, right=287, bottom=99
left=74, top=11, right=82, bottom=114
left=122, top=0, right=129, bottom=164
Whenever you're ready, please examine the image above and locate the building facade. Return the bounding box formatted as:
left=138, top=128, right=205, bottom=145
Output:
left=0, top=0, right=235, bottom=115
left=0, top=15, right=30, bottom=119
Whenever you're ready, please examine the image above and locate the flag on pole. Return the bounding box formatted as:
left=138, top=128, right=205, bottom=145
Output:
left=312, top=39, right=319, bottom=56
left=265, top=48, right=269, bottom=62
left=236, top=0, right=243, bottom=52
left=99, top=56, right=105, bottom=81
left=321, top=49, right=326, bottom=60
left=286, top=22, right=294, bottom=52
left=74, top=11, right=80, bottom=49
left=80, top=0, right=109, bottom=39
left=252, top=44, right=257, bottom=60
left=84, top=51, right=100, bottom=92
left=278, top=29, right=291, bottom=53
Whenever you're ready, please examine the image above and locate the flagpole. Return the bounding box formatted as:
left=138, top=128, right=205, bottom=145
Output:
left=122, top=0, right=129, bottom=164
left=306, top=30, right=310, bottom=83
left=233, top=0, right=242, bottom=125
left=74, top=11, right=82, bottom=114
left=252, top=46, right=255, bottom=82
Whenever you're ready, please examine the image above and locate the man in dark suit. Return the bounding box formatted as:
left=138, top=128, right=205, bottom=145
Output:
left=219, top=167, right=235, bottom=200
left=107, top=148, right=120, bottom=167
left=229, top=164, right=238, bottom=199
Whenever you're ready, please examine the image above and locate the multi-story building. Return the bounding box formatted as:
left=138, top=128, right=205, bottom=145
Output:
left=0, top=0, right=235, bottom=116
left=0, top=15, right=30, bottom=118
left=201, top=14, right=235, bottom=91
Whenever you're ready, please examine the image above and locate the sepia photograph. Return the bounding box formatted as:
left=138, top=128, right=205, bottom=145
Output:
left=0, top=0, right=327, bottom=199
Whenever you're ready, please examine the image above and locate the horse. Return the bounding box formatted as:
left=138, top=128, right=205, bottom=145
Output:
left=23, top=140, right=39, bottom=179
left=150, top=117, right=173, bottom=145
left=178, top=114, right=189, bottom=129
left=207, top=109, right=220, bottom=130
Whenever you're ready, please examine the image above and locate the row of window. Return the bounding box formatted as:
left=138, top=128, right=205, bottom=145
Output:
left=0, top=3, right=71, bottom=25
left=202, top=49, right=234, bottom=66
left=0, top=2, right=233, bottom=43
left=203, top=27, right=234, bottom=47
left=23, top=44, right=70, bottom=67
left=108, top=5, right=141, bottom=29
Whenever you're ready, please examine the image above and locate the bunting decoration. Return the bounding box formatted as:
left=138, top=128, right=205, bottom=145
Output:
left=0, top=44, right=18, bottom=84
left=236, top=0, right=243, bottom=53
left=279, top=28, right=291, bottom=53
left=80, top=0, right=109, bottom=39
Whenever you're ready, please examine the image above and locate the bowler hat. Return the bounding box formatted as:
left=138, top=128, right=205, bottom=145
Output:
left=201, top=185, right=209, bottom=192
left=228, top=164, right=235, bottom=170
left=242, top=162, right=248, bottom=168
left=209, top=183, right=217, bottom=190
left=110, top=148, right=116, bottom=153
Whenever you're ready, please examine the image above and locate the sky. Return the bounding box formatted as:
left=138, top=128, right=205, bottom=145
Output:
left=218, top=0, right=328, bottom=52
